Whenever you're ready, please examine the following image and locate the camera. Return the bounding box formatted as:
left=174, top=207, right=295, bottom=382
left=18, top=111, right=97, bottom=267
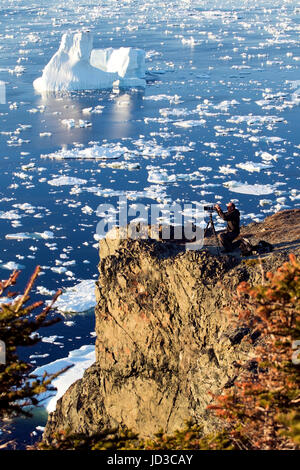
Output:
left=203, top=205, right=215, bottom=212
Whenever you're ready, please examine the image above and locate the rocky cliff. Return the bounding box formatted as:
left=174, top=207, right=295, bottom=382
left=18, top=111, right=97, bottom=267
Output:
left=43, top=209, right=300, bottom=443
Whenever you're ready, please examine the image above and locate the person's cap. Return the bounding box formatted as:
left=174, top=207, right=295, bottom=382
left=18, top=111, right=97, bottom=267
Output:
left=226, top=202, right=235, bottom=208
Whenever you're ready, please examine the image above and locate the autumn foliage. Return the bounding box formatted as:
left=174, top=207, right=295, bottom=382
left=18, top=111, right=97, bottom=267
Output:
left=0, top=267, right=68, bottom=422
left=206, top=253, right=300, bottom=450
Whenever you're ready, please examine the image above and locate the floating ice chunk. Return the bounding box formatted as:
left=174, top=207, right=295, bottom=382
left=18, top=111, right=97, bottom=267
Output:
left=41, top=335, right=64, bottom=345
left=159, top=108, right=190, bottom=118
left=5, top=231, right=54, bottom=240
left=40, top=231, right=55, bottom=239
left=148, top=168, right=176, bottom=184
left=61, top=119, right=75, bottom=128
left=48, top=176, right=87, bottom=186
left=173, top=119, right=206, bottom=128
left=147, top=167, right=202, bottom=184
left=0, top=261, right=25, bottom=270
left=36, top=286, right=56, bottom=296
left=143, top=94, right=182, bottom=103
left=134, top=141, right=171, bottom=159
left=53, top=280, right=96, bottom=314
left=42, top=143, right=128, bottom=160
left=259, top=199, right=273, bottom=206
left=219, top=165, right=237, bottom=175
left=251, top=136, right=284, bottom=144
left=9, top=65, right=26, bottom=75
left=99, top=161, right=140, bottom=170
left=13, top=203, right=35, bottom=211
left=223, top=180, right=275, bottom=195
left=227, top=115, right=284, bottom=126
left=40, top=132, right=52, bottom=137
left=255, top=150, right=281, bottom=162
left=51, top=266, right=67, bottom=274
left=61, top=119, right=91, bottom=128
left=21, top=163, right=35, bottom=171
left=214, top=100, right=239, bottom=111
left=32, top=345, right=95, bottom=412
left=236, top=161, right=273, bottom=172
left=5, top=232, right=30, bottom=240
left=34, top=31, right=146, bottom=92
left=0, top=210, right=22, bottom=220
left=81, top=205, right=94, bottom=215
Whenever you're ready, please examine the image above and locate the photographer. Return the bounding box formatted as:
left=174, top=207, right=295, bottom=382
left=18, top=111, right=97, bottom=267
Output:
left=214, top=202, right=240, bottom=253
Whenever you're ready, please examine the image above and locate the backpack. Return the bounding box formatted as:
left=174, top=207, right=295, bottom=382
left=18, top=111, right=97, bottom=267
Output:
left=252, top=240, right=273, bottom=254
left=239, top=238, right=274, bottom=257
left=239, top=237, right=254, bottom=256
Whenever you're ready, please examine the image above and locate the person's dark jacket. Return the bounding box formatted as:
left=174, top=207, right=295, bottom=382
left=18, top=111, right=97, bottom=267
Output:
left=217, top=208, right=240, bottom=235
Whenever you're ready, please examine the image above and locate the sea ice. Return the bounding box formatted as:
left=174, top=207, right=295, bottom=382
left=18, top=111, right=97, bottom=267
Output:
left=147, top=167, right=203, bottom=184
left=53, top=279, right=96, bottom=314
left=236, top=162, right=273, bottom=172
left=173, top=119, right=206, bottom=128
left=223, top=181, right=275, bottom=196
left=42, top=143, right=128, bottom=161
left=255, top=151, right=281, bottom=162
left=33, top=31, right=146, bottom=92
left=32, top=345, right=95, bottom=413
left=227, top=115, right=284, bottom=126
left=219, top=165, right=237, bottom=175
left=0, top=261, right=25, bottom=271
left=5, top=231, right=54, bottom=240
left=47, top=176, right=87, bottom=186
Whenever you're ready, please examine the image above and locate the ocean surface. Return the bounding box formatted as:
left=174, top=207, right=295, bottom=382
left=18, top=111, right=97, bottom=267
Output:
left=0, top=0, right=299, bottom=447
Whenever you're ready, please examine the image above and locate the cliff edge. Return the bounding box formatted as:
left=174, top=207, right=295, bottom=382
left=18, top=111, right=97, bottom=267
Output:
left=43, top=209, right=300, bottom=443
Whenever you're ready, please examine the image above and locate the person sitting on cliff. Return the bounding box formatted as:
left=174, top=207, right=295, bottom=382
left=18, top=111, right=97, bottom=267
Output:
left=214, top=202, right=240, bottom=253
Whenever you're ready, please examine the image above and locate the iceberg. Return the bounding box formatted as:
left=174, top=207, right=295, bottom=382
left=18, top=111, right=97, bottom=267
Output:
left=90, top=46, right=146, bottom=88
left=33, top=31, right=146, bottom=93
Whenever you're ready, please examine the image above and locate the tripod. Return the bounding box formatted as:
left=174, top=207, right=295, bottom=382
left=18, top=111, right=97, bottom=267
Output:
left=204, top=211, right=220, bottom=255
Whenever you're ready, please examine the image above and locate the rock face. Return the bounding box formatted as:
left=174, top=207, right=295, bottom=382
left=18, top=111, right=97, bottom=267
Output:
left=43, top=210, right=300, bottom=443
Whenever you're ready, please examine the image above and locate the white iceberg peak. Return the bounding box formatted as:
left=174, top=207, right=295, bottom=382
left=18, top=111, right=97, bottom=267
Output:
left=33, top=31, right=146, bottom=93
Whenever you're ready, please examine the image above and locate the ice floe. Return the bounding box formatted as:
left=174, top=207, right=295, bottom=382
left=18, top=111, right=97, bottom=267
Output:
left=47, top=176, right=87, bottom=186
left=223, top=181, right=275, bottom=196
left=5, top=231, right=54, bottom=240
left=227, top=115, right=284, bottom=126
left=173, top=119, right=206, bottom=128
left=236, top=161, right=273, bottom=172
left=0, top=261, right=25, bottom=271
left=255, top=151, right=281, bottom=162
left=147, top=167, right=203, bottom=184
left=42, top=143, right=129, bottom=160
left=52, top=279, right=96, bottom=314
left=32, top=344, right=95, bottom=412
